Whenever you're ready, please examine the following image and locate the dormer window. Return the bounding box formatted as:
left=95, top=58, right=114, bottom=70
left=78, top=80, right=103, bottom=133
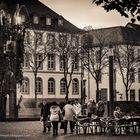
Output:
left=46, top=17, right=51, bottom=25
left=58, top=19, right=63, bottom=26
left=33, top=15, right=39, bottom=24
left=40, top=16, right=46, bottom=25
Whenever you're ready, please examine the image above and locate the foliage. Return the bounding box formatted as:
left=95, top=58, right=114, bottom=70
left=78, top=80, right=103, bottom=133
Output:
left=114, top=43, right=140, bottom=101
left=82, top=31, right=108, bottom=102
left=24, top=29, right=53, bottom=102
left=54, top=33, right=81, bottom=102
left=92, top=0, right=140, bottom=23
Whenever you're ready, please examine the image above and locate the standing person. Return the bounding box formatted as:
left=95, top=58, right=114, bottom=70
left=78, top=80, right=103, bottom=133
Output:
left=40, top=101, right=51, bottom=133
left=92, top=100, right=97, bottom=117
left=73, top=99, right=82, bottom=117
left=63, top=100, right=76, bottom=134
left=87, top=99, right=94, bottom=117
left=49, top=101, right=61, bottom=136
left=96, top=99, right=105, bottom=117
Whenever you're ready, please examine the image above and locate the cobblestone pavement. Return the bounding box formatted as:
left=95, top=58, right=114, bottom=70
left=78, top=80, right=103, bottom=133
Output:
left=0, top=121, right=140, bottom=140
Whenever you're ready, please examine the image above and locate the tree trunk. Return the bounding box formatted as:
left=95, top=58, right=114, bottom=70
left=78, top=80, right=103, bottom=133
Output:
left=0, top=94, right=7, bottom=119
left=65, top=87, right=69, bottom=103
left=96, top=80, right=100, bottom=103
left=34, top=73, right=37, bottom=107
left=125, top=87, right=128, bottom=101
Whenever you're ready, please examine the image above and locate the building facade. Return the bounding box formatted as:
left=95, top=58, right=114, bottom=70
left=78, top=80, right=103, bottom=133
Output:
left=86, top=23, right=140, bottom=103
left=8, top=0, right=83, bottom=118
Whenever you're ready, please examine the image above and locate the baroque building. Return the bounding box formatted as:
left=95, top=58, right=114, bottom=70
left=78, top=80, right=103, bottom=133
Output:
left=86, top=23, right=140, bottom=103
left=1, top=0, right=83, bottom=118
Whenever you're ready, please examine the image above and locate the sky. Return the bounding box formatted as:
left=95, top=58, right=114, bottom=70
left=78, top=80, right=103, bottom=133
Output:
left=39, top=0, right=138, bottom=29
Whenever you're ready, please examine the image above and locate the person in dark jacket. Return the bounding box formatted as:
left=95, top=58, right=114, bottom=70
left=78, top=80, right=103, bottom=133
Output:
left=40, top=101, right=51, bottom=133
left=96, top=100, right=105, bottom=117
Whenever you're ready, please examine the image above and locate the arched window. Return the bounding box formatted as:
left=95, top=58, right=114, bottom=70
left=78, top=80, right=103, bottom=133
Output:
left=72, top=78, right=79, bottom=95
left=48, top=78, right=55, bottom=94
left=60, top=78, right=66, bottom=95
left=21, top=77, right=29, bottom=94
left=36, top=77, right=42, bottom=95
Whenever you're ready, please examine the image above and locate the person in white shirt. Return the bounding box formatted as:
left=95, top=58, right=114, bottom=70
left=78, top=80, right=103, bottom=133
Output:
left=50, top=101, right=62, bottom=136
left=63, top=100, right=76, bottom=134
left=73, top=99, right=82, bottom=116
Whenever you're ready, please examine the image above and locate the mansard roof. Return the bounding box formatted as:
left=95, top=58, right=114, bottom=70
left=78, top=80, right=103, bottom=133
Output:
left=90, top=23, right=140, bottom=47
left=1, top=0, right=82, bottom=33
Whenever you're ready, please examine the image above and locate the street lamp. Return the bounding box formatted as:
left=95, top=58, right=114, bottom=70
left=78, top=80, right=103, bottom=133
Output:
left=0, top=2, right=29, bottom=119
left=108, top=45, right=114, bottom=118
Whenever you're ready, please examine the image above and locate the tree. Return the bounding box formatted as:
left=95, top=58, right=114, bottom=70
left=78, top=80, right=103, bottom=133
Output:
left=115, top=43, right=140, bottom=101
left=82, top=30, right=108, bottom=102
left=24, top=29, right=53, bottom=103
left=54, top=33, right=81, bottom=102
left=92, top=0, right=140, bottom=23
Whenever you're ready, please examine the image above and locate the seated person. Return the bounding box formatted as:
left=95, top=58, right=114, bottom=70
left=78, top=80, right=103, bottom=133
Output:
left=113, top=106, right=123, bottom=119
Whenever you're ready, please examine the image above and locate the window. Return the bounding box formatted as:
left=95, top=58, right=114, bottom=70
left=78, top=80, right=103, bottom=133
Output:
left=23, top=54, right=30, bottom=68
left=47, top=33, right=55, bottom=45
left=48, top=54, right=55, bottom=70
left=36, top=77, right=42, bottom=95
left=40, top=16, right=46, bottom=25
left=25, top=31, right=32, bottom=44
left=130, top=68, right=135, bottom=83
left=60, top=79, right=66, bottom=94
left=21, top=77, right=29, bottom=94
left=59, top=34, right=67, bottom=47
left=33, top=16, right=39, bottom=24
left=96, top=50, right=100, bottom=63
left=48, top=78, right=55, bottom=94
left=36, top=54, right=43, bottom=70
left=138, top=69, right=140, bottom=83
left=35, top=32, right=43, bottom=46
left=72, top=55, right=79, bottom=71
left=130, top=89, right=135, bottom=101
left=71, top=35, right=79, bottom=46
left=60, top=55, right=65, bottom=71
left=72, top=78, right=79, bottom=95
left=46, top=17, right=51, bottom=25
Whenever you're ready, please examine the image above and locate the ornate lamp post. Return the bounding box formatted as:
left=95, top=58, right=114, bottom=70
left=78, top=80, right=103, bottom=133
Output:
left=0, top=2, right=29, bottom=119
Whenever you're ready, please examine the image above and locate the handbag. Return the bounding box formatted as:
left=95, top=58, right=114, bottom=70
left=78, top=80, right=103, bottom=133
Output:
left=45, top=120, right=51, bottom=128
left=59, top=111, right=63, bottom=122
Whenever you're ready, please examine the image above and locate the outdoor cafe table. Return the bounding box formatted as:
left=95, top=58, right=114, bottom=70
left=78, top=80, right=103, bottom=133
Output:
left=75, top=116, right=140, bottom=135
left=75, top=117, right=102, bottom=134
left=100, top=116, right=140, bottom=135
